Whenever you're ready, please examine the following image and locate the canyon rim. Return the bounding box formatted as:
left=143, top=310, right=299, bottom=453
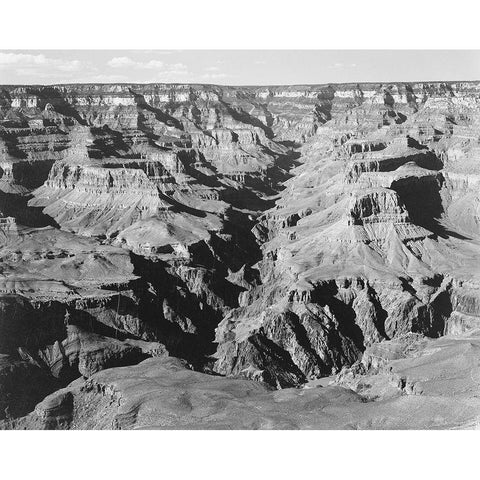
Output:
left=0, top=51, right=480, bottom=430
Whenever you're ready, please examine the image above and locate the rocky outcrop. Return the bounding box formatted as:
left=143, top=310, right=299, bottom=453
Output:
left=209, top=85, right=480, bottom=387
left=8, top=329, right=480, bottom=430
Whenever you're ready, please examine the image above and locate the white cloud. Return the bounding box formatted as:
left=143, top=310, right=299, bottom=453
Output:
left=107, top=56, right=137, bottom=68
left=107, top=57, right=188, bottom=75
left=57, top=60, right=83, bottom=72
left=328, top=62, right=357, bottom=69
left=0, top=51, right=219, bottom=84
left=143, top=60, right=164, bottom=69
left=0, top=52, right=90, bottom=79
left=88, top=73, right=129, bottom=83
left=0, top=52, right=49, bottom=65
left=201, top=66, right=230, bottom=81
left=15, top=68, right=59, bottom=79
left=200, top=72, right=230, bottom=81
left=166, top=63, right=188, bottom=73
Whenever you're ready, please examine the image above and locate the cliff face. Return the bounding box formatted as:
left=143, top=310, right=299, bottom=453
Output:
left=1, top=81, right=480, bottom=425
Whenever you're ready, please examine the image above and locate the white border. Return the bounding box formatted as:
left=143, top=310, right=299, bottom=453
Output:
left=0, top=1, right=478, bottom=479
left=1, top=0, right=479, bottom=49
left=1, top=430, right=479, bottom=479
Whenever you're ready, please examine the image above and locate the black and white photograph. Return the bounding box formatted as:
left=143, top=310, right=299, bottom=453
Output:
left=0, top=1, right=478, bottom=478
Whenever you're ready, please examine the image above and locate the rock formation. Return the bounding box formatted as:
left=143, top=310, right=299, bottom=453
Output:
left=0, top=82, right=479, bottom=428
left=9, top=330, right=480, bottom=429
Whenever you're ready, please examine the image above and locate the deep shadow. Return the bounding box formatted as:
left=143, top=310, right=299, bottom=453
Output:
left=0, top=191, right=59, bottom=228
left=89, top=126, right=130, bottom=157
left=32, top=87, right=87, bottom=126
left=129, top=89, right=184, bottom=131
left=366, top=285, right=389, bottom=340
left=157, top=190, right=207, bottom=218
left=247, top=333, right=307, bottom=387
left=391, top=173, right=470, bottom=240
left=219, top=100, right=274, bottom=139
left=129, top=254, right=224, bottom=367
left=311, top=281, right=365, bottom=352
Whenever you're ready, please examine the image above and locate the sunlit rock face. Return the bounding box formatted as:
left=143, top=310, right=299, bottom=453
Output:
left=1, top=81, right=480, bottom=428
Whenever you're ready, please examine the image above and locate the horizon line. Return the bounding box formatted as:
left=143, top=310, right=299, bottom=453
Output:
left=1, top=79, right=480, bottom=89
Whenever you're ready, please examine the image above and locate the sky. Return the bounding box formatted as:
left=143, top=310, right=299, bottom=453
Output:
left=0, top=50, right=479, bottom=86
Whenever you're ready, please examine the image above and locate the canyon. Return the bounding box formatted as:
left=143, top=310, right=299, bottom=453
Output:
left=0, top=81, right=479, bottom=429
